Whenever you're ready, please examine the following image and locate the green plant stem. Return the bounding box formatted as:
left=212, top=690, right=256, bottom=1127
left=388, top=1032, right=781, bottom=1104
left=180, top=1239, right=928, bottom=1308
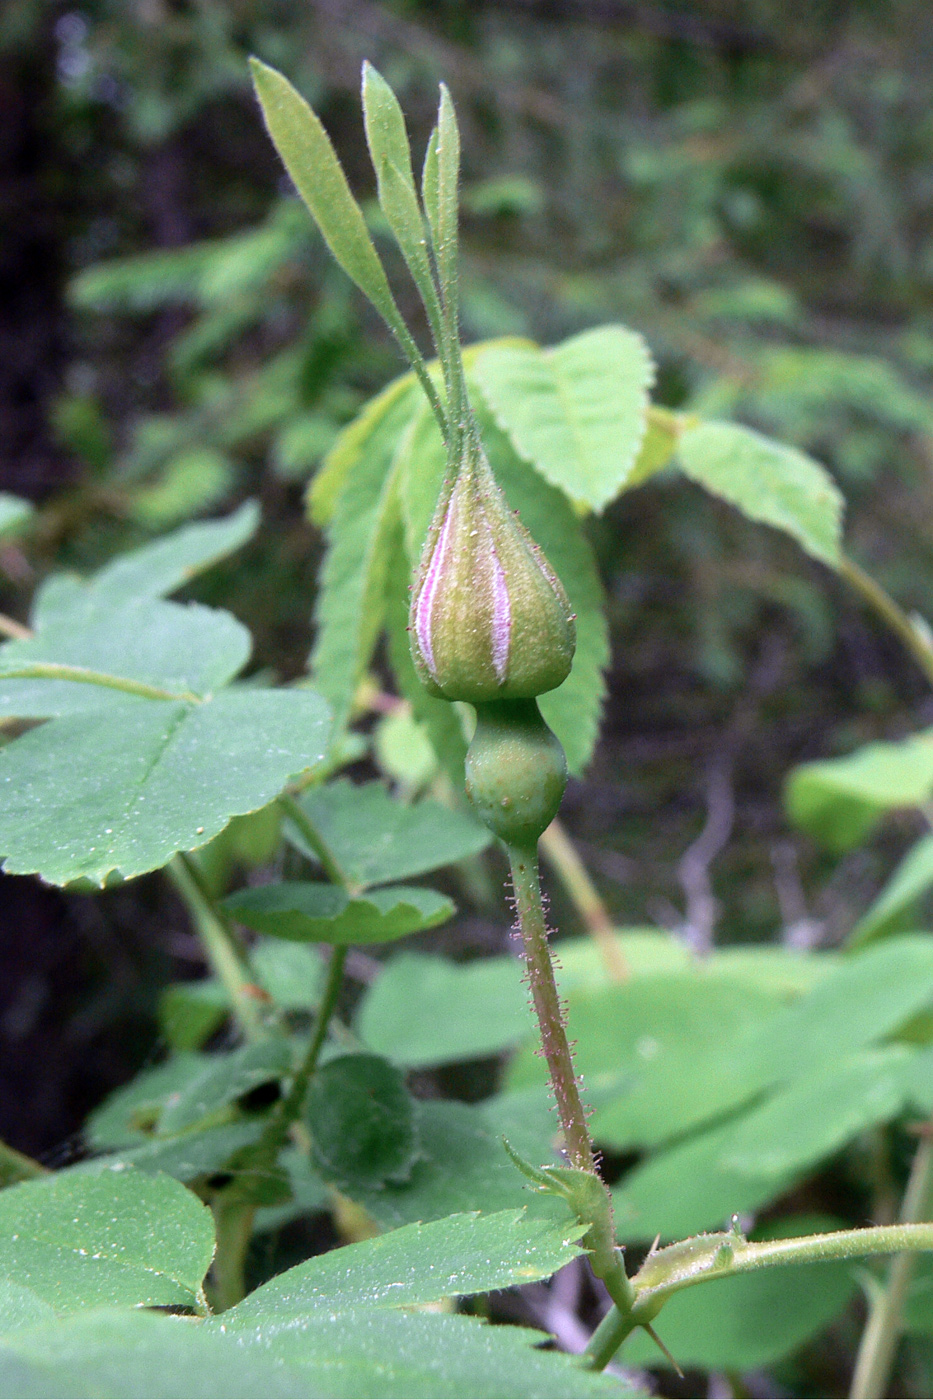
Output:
left=850, top=1129, right=933, bottom=1399
left=839, top=555, right=933, bottom=689
left=0, top=661, right=201, bottom=703
left=169, top=854, right=267, bottom=1043
left=506, top=841, right=595, bottom=1174
left=210, top=1198, right=256, bottom=1314
left=279, top=792, right=358, bottom=892
left=540, top=819, right=629, bottom=983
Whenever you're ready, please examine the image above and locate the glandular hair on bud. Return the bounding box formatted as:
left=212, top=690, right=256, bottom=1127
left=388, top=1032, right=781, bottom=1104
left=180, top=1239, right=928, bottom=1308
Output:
left=409, top=438, right=575, bottom=704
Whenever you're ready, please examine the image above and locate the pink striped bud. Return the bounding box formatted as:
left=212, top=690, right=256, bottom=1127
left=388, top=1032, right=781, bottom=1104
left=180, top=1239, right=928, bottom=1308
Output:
left=410, top=440, right=575, bottom=703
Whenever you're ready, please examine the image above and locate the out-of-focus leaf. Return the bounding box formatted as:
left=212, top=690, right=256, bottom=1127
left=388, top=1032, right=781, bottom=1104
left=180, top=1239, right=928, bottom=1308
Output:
left=225, top=881, right=454, bottom=944
left=786, top=731, right=933, bottom=851
left=306, top=1053, right=419, bottom=1189
left=676, top=419, right=843, bottom=567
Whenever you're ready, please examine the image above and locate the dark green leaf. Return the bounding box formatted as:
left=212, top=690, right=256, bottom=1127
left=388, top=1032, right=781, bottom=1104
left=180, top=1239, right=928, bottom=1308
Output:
left=157, top=1038, right=294, bottom=1134
left=306, top=1053, right=419, bottom=1188
left=225, top=881, right=454, bottom=944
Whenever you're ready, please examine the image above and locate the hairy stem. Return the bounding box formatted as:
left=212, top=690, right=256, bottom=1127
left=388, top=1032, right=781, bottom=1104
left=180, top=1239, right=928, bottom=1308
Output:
left=840, top=555, right=933, bottom=690
left=540, top=819, right=628, bottom=982
left=850, top=1130, right=933, bottom=1399
left=170, top=854, right=267, bottom=1043
left=507, top=842, right=595, bottom=1174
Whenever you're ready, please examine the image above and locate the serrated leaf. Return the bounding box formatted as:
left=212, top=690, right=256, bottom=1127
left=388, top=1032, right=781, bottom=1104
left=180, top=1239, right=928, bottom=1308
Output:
left=0, top=1170, right=214, bottom=1312
left=786, top=731, right=933, bottom=851
left=676, top=419, right=844, bottom=566
left=357, top=952, right=531, bottom=1067
left=285, top=780, right=489, bottom=888
left=0, top=493, right=33, bottom=540
left=0, top=597, right=250, bottom=718
left=473, top=326, right=654, bottom=510
left=224, top=881, right=454, bottom=944
left=306, top=1053, right=418, bottom=1189
left=0, top=686, right=330, bottom=885
left=309, top=397, right=411, bottom=733
left=851, top=830, right=933, bottom=945
left=226, top=1209, right=586, bottom=1321
left=626, top=407, right=681, bottom=488
left=249, top=60, right=405, bottom=341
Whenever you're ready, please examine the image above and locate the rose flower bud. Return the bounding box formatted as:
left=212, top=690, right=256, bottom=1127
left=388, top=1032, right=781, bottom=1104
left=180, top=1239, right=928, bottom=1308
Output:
left=410, top=440, right=576, bottom=704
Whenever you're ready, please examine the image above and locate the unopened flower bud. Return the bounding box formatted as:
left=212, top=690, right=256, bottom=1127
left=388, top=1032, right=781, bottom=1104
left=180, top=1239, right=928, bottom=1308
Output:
left=410, top=440, right=575, bottom=703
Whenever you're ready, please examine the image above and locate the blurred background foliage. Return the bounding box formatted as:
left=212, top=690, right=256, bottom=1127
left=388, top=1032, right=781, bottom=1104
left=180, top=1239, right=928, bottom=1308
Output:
left=3, top=1, right=933, bottom=1387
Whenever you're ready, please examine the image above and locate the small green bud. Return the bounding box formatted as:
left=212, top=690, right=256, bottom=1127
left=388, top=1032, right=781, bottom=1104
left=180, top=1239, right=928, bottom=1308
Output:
left=410, top=438, right=575, bottom=703
left=465, top=699, right=567, bottom=845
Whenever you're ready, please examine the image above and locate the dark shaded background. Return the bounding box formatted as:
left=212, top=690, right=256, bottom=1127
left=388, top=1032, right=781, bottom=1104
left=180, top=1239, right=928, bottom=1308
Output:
left=2, top=0, right=932, bottom=1204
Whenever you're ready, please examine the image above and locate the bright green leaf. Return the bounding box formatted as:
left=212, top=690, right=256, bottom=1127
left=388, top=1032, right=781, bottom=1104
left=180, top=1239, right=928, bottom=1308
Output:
left=851, top=830, right=933, bottom=944
left=786, top=731, right=933, bottom=851
left=473, top=327, right=654, bottom=511
left=677, top=419, right=844, bottom=566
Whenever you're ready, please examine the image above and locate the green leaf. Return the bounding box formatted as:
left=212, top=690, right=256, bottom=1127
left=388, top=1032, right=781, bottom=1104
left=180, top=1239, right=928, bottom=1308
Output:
left=473, top=326, right=654, bottom=510
left=506, top=972, right=784, bottom=1151
left=786, top=731, right=933, bottom=851
left=159, top=980, right=229, bottom=1051
left=362, top=65, right=444, bottom=355
left=0, top=686, right=330, bottom=885
left=851, top=830, right=933, bottom=945
left=0, top=597, right=250, bottom=718
left=224, top=881, right=454, bottom=944
left=228, top=1310, right=634, bottom=1399
left=357, top=952, right=532, bottom=1067
left=157, top=1038, right=294, bottom=1134
left=306, top=1053, right=419, bottom=1189
left=621, top=1215, right=857, bottom=1371
left=82, top=1122, right=265, bottom=1185
left=0, top=1309, right=317, bottom=1399
left=676, top=419, right=843, bottom=566
left=337, top=1091, right=572, bottom=1232
left=309, top=371, right=417, bottom=527
left=425, top=87, right=461, bottom=330
left=85, top=1054, right=209, bottom=1149
left=249, top=60, right=407, bottom=348
left=252, top=940, right=325, bottom=1011
left=720, top=1046, right=913, bottom=1177
left=0, top=1281, right=56, bottom=1335
left=85, top=501, right=260, bottom=605
left=309, top=392, right=413, bottom=732
left=285, top=780, right=489, bottom=888
left=0, top=1170, right=214, bottom=1312
left=226, top=1209, right=586, bottom=1321
left=0, top=493, right=33, bottom=540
